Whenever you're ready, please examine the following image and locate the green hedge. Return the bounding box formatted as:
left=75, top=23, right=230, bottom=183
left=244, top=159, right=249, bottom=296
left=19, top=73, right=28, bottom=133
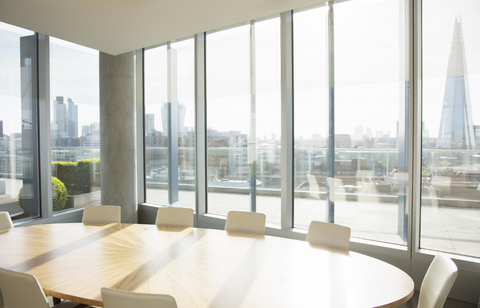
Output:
left=77, top=158, right=100, bottom=194
left=18, top=177, right=67, bottom=212
left=52, top=161, right=77, bottom=194
left=51, top=159, right=100, bottom=195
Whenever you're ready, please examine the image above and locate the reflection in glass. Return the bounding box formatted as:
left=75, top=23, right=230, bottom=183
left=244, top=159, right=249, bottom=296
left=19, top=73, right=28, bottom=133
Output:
left=50, top=38, right=100, bottom=212
left=421, top=0, right=480, bottom=257
left=144, top=39, right=196, bottom=209
left=0, top=22, right=39, bottom=221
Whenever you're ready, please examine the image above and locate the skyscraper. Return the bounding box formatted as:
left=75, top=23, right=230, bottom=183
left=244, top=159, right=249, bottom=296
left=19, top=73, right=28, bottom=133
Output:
left=145, top=113, right=155, bottom=135
left=437, top=17, right=476, bottom=149
left=53, top=96, right=67, bottom=137
left=53, top=96, right=78, bottom=139
left=67, top=98, right=78, bottom=138
left=0, top=120, right=3, bottom=137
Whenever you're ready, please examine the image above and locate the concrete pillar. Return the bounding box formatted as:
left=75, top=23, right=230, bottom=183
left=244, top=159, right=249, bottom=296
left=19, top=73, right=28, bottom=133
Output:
left=100, top=51, right=137, bottom=223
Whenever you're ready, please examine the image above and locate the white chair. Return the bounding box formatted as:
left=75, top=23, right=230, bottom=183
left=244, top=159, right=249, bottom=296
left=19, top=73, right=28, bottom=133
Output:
left=101, top=287, right=177, bottom=308
left=155, top=207, right=194, bottom=227
left=0, top=267, right=93, bottom=308
left=305, top=220, right=351, bottom=251
left=417, top=253, right=458, bottom=308
left=82, top=205, right=121, bottom=224
left=224, top=211, right=266, bottom=235
left=0, top=212, right=13, bottom=231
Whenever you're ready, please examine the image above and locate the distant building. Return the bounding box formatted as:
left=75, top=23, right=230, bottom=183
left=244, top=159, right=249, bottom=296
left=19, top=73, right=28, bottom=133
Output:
left=437, top=18, right=476, bottom=149
left=53, top=96, right=67, bottom=137
left=0, top=120, right=3, bottom=137
left=145, top=113, right=155, bottom=135
left=335, top=134, right=351, bottom=148
left=82, top=125, right=91, bottom=136
left=474, top=125, right=480, bottom=148
left=67, top=98, right=78, bottom=138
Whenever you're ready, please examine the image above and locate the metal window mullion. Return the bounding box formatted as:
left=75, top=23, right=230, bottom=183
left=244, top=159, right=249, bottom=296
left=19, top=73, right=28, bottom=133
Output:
left=249, top=21, right=257, bottom=213
left=411, top=0, right=423, bottom=259
left=280, top=11, right=294, bottom=230
left=195, top=32, right=207, bottom=220
left=38, top=34, right=53, bottom=218
left=326, top=2, right=335, bottom=224
left=135, top=49, right=145, bottom=204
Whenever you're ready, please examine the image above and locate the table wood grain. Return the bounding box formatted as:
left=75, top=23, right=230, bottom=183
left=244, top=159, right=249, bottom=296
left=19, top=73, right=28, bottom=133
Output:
left=0, top=223, right=414, bottom=307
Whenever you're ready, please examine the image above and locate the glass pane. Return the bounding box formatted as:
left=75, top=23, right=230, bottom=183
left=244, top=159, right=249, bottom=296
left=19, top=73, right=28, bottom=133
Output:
left=421, top=0, right=480, bottom=257
left=50, top=38, right=100, bottom=212
left=254, top=18, right=281, bottom=226
left=206, top=20, right=281, bottom=226
left=294, top=0, right=409, bottom=246
left=144, top=38, right=196, bottom=209
left=0, top=22, right=39, bottom=221
left=293, top=7, right=329, bottom=229
left=207, top=25, right=251, bottom=216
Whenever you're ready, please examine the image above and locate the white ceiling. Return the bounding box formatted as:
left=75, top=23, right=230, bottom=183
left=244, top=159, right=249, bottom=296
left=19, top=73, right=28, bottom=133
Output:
left=0, top=0, right=327, bottom=55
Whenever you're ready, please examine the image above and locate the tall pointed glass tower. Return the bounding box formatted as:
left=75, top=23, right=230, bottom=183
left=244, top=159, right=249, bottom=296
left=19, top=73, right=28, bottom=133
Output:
left=437, top=17, right=476, bottom=149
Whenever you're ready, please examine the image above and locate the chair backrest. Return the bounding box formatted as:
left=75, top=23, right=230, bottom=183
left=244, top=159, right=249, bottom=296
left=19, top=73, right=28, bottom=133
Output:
left=0, top=267, right=50, bottom=308
left=417, top=253, right=458, bottom=308
left=0, top=212, right=13, bottom=231
left=82, top=205, right=121, bottom=224
left=224, top=211, right=266, bottom=235
left=305, top=220, right=351, bottom=251
left=155, top=207, right=194, bottom=227
left=101, top=287, right=177, bottom=308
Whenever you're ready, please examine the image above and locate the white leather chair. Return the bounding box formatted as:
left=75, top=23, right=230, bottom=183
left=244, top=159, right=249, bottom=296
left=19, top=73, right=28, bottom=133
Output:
left=0, top=267, right=93, bottom=308
left=101, top=287, right=177, bottom=308
left=224, top=211, right=266, bottom=235
left=155, top=207, right=194, bottom=227
left=417, top=253, right=458, bottom=308
left=0, top=212, right=13, bottom=231
left=305, top=220, right=351, bottom=251
left=82, top=205, right=121, bottom=224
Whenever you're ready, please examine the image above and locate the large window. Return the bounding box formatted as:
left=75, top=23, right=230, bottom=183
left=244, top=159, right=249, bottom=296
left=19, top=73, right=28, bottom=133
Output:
left=293, top=7, right=329, bottom=231
left=0, top=23, right=39, bottom=221
left=206, top=18, right=281, bottom=225
left=421, top=0, right=480, bottom=257
left=50, top=38, right=100, bottom=212
left=293, top=0, right=409, bottom=246
left=144, top=38, right=196, bottom=209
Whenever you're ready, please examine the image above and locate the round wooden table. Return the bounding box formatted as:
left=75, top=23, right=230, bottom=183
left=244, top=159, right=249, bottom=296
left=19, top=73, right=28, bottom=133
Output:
left=0, top=223, right=414, bottom=307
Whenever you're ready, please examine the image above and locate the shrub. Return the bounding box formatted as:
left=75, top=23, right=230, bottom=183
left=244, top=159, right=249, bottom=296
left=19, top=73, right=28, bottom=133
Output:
left=51, top=177, right=68, bottom=211
left=77, top=158, right=100, bottom=194
left=18, top=177, right=68, bottom=212
left=52, top=161, right=77, bottom=194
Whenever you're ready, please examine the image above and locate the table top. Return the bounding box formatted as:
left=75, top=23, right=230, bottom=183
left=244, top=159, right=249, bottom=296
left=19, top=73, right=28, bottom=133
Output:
left=0, top=223, right=414, bottom=307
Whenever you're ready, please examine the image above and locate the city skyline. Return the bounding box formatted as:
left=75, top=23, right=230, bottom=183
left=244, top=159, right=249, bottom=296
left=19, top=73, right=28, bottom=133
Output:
left=1, top=1, right=479, bottom=139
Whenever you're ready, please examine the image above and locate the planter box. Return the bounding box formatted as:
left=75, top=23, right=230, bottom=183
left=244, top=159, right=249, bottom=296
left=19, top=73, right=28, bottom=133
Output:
left=66, top=190, right=101, bottom=209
